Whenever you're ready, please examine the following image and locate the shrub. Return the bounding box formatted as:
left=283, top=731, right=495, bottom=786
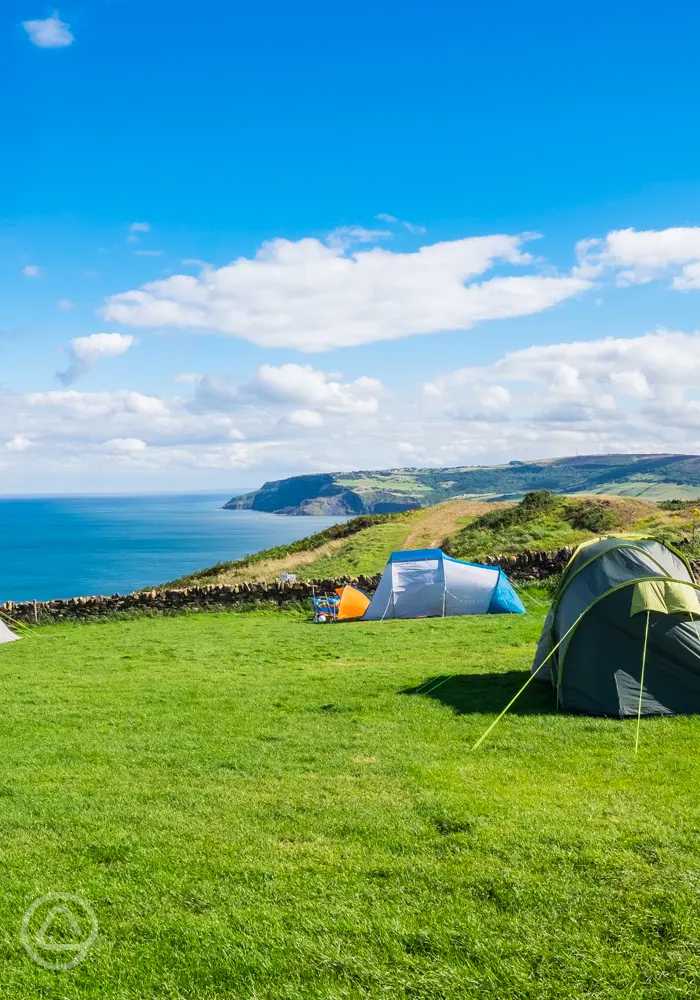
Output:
left=468, top=491, right=562, bottom=533
left=566, top=501, right=618, bottom=534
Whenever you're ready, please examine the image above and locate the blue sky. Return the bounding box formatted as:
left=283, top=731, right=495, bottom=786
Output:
left=5, top=1, right=700, bottom=492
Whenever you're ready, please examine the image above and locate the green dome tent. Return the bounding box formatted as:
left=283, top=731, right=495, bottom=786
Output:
left=531, top=537, right=700, bottom=717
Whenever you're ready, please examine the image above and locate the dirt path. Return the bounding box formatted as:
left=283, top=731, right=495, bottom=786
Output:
left=402, top=499, right=510, bottom=549
left=208, top=536, right=353, bottom=585
left=194, top=498, right=513, bottom=586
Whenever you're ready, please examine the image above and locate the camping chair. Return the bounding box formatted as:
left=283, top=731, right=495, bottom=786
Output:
left=311, top=593, right=340, bottom=623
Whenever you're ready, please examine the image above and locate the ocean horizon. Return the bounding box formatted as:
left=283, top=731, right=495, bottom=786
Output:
left=0, top=493, right=345, bottom=603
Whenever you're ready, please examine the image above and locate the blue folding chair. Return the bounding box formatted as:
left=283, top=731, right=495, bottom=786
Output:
left=311, top=593, right=340, bottom=623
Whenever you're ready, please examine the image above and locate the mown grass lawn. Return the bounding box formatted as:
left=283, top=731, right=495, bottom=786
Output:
left=1, top=603, right=699, bottom=998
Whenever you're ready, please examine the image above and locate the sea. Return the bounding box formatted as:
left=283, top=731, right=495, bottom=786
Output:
left=0, top=493, right=345, bottom=603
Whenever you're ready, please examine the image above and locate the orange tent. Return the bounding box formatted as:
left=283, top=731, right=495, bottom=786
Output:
left=334, top=585, right=370, bottom=621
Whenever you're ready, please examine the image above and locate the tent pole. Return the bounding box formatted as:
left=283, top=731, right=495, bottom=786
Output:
left=634, top=611, right=651, bottom=756
left=380, top=589, right=393, bottom=622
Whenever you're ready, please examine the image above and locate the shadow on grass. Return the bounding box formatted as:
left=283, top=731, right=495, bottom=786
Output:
left=401, top=671, right=556, bottom=716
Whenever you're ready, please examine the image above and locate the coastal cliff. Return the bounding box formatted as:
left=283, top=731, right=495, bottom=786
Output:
left=224, top=453, right=700, bottom=516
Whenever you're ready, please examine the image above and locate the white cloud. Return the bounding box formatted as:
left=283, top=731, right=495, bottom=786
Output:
left=423, top=328, right=700, bottom=460
left=22, top=264, right=41, bottom=278
left=673, top=260, right=700, bottom=291
left=0, top=386, right=284, bottom=480
left=187, top=376, right=240, bottom=413
left=6, top=327, right=700, bottom=490
left=4, top=434, right=33, bottom=452
left=28, top=389, right=169, bottom=421
left=287, top=409, right=324, bottom=428
left=102, top=233, right=589, bottom=351
left=250, top=364, right=383, bottom=415
left=2, top=357, right=387, bottom=483
left=70, top=333, right=135, bottom=365
left=22, top=13, right=73, bottom=48
left=609, top=369, right=653, bottom=399
left=105, top=437, right=148, bottom=453
left=376, top=213, right=426, bottom=235
left=57, top=333, right=135, bottom=385
left=326, top=226, right=391, bottom=250
left=576, top=227, right=700, bottom=287
left=426, top=328, right=700, bottom=402
left=187, top=363, right=383, bottom=419
left=57, top=298, right=75, bottom=311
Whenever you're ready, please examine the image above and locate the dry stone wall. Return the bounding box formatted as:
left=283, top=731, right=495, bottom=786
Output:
left=0, top=577, right=381, bottom=625
left=4, top=548, right=698, bottom=624
left=479, top=547, right=574, bottom=580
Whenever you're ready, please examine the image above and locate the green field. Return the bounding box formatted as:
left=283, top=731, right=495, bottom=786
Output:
left=2, top=602, right=700, bottom=998
left=586, top=480, right=700, bottom=501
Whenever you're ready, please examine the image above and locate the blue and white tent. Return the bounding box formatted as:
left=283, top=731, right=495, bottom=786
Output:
left=362, top=548, right=525, bottom=621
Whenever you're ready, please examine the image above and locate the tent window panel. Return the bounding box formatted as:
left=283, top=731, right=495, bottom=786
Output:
left=392, top=560, right=441, bottom=594
left=391, top=559, right=442, bottom=618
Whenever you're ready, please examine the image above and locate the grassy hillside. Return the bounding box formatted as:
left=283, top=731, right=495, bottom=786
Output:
left=444, top=491, right=698, bottom=560
left=2, top=608, right=700, bottom=998
left=169, top=514, right=405, bottom=587
left=169, top=500, right=500, bottom=587
left=174, top=493, right=700, bottom=588
left=226, top=453, right=700, bottom=515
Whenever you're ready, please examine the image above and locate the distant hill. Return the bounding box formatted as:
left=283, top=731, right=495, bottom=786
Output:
left=224, top=453, right=700, bottom=515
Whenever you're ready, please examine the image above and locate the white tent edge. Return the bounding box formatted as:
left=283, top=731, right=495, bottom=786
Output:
left=0, top=617, right=19, bottom=645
